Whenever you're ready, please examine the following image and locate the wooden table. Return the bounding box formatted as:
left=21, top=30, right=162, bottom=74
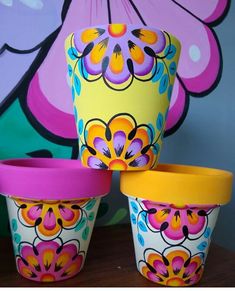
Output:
left=0, top=224, right=235, bottom=287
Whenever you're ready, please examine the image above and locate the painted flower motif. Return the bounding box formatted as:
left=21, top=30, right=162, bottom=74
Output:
left=15, top=198, right=88, bottom=238
left=71, top=23, right=167, bottom=88
left=17, top=241, right=83, bottom=282
left=143, top=201, right=215, bottom=241
left=81, top=113, right=161, bottom=170
left=141, top=248, right=204, bottom=286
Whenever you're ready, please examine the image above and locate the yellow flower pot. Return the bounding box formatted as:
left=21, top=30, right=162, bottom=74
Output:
left=120, top=164, right=233, bottom=286
left=65, top=24, right=181, bottom=171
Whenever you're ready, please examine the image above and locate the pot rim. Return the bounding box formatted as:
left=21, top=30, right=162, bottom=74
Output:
left=120, top=164, right=233, bottom=205
left=0, top=158, right=112, bottom=200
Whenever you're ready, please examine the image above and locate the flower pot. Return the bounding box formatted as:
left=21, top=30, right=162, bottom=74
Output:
left=0, top=158, right=112, bottom=282
left=65, top=24, right=181, bottom=171
left=120, top=164, right=233, bottom=286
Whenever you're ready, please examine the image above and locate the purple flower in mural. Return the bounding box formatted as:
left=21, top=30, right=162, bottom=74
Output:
left=0, top=0, right=229, bottom=139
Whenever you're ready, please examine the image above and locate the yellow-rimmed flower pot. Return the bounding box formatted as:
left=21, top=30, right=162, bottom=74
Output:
left=65, top=24, right=181, bottom=171
left=120, top=164, right=233, bottom=286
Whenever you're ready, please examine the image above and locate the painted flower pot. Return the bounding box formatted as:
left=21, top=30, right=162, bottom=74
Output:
left=65, top=24, right=181, bottom=171
left=0, top=158, right=112, bottom=282
left=120, top=164, right=233, bottom=286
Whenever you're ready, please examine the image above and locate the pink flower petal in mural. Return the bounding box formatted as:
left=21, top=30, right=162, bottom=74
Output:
left=26, top=0, right=109, bottom=138
left=25, top=0, right=228, bottom=138
left=132, top=0, right=228, bottom=133
left=174, top=0, right=228, bottom=23
left=166, top=77, right=187, bottom=133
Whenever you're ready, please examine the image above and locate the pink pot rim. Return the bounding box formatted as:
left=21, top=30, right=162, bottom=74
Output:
left=0, top=158, right=112, bottom=200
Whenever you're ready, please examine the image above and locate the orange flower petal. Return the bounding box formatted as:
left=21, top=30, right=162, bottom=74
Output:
left=187, top=211, right=199, bottom=225
left=110, top=44, right=124, bottom=74
left=170, top=212, right=181, bottom=230
left=81, top=28, right=105, bottom=43
left=42, top=249, right=55, bottom=270
left=132, top=28, right=158, bottom=45
left=128, top=40, right=145, bottom=64
left=90, top=37, right=109, bottom=64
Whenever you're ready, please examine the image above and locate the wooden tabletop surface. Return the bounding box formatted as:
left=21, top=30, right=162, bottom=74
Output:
left=0, top=224, right=235, bottom=287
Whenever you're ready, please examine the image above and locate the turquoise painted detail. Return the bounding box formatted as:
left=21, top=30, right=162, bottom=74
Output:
left=82, top=226, right=90, bottom=240
left=78, top=119, right=84, bottom=135
left=138, top=221, right=147, bottom=232
left=14, top=233, right=21, bottom=244
left=130, top=201, right=138, bottom=214
left=140, top=211, right=147, bottom=222
left=156, top=113, right=164, bottom=130
left=197, top=241, right=208, bottom=251
left=131, top=213, right=137, bottom=225
left=153, top=143, right=160, bottom=155
left=75, top=217, right=86, bottom=231
left=68, top=48, right=77, bottom=60
left=68, top=64, right=73, bottom=77
left=204, top=227, right=211, bottom=239
left=74, top=74, right=81, bottom=96
left=88, top=212, right=95, bottom=221
left=74, top=105, right=78, bottom=123
left=152, top=62, right=164, bottom=83
left=147, top=123, right=155, bottom=142
left=71, top=86, right=75, bottom=102
left=159, top=74, right=169, bottom=94
left=165, top=44, right=176, bottom=60
left=169, top=61, right=177, bottom=75
left=11, top=219, right=18, bottom=232
left=85, top=199, right=96, bottom=211
left=167, top=85, right=173, bottom=101
left=137, top=233, right=145, bottom=246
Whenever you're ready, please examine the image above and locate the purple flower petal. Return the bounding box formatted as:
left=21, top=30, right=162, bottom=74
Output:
left=93, top=137, right=111, bottom=158
left=113, top=131, right=126, bottom=157
left=129, top=154, right=149, bottom=167
left=125, top=138, right=143, bottom=159
left=87, top=156, right=108, bottom=169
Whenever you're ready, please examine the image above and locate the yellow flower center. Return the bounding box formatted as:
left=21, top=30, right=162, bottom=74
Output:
left=171, top=204, right=186, bottom=209
left=109, top=159, right=128, bottom=171
left=108, top=24, right=127, bottom=37
left=41, top=273, right=55, bottom=282
left=166, top=277, right=185, bottom=286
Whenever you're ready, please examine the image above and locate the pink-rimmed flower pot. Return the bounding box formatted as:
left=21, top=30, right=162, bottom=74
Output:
left=120, top=164, right=233, bottom=287
left=0, top=158, right=112, bottom=283
left=65, top=24, right=181, bottom=171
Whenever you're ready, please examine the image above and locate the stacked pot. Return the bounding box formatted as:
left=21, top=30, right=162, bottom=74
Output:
left=0, top=24, right=233, bottom=286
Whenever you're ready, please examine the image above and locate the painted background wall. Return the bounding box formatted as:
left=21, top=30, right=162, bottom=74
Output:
left=0, top=0, right=234, bottom=251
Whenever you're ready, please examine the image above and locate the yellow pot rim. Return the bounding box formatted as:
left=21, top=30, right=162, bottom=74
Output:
left=120, top=164, right=233, bottom=205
